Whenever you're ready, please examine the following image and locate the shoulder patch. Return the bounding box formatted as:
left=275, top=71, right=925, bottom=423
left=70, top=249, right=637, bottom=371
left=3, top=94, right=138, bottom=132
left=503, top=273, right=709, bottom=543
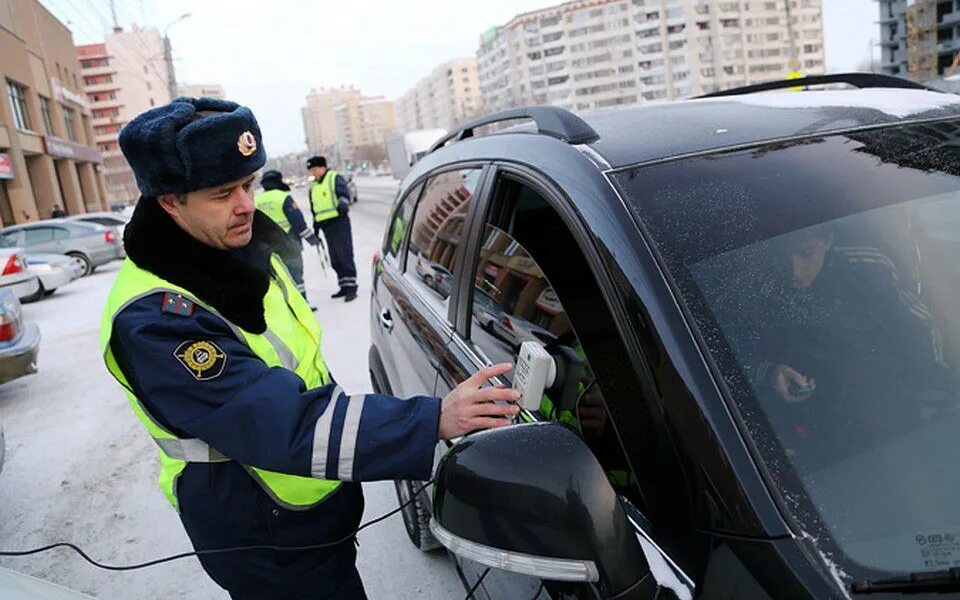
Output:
left=174, top=340, right=227, bottom=380
left=162, top=292, right=195, bottom=317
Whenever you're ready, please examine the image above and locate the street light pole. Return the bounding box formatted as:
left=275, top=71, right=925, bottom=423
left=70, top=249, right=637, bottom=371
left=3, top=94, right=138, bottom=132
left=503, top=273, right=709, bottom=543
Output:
left=163, top=13, right=192, bottom=100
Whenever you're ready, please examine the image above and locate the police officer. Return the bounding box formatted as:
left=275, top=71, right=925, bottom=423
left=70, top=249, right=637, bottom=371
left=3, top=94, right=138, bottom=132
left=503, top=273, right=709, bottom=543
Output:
left=254, top=169, right=319, bottom=308
left=307, top=156, right=358, bottom=301
left=101, top=97, right=520, bottom=599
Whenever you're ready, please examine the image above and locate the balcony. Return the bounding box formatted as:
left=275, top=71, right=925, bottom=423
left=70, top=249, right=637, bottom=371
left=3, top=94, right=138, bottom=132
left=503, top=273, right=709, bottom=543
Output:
left=83, top=82, right=119, bottom=94
left=92, top=115, right=123, bottom=128
left=80, top=65, right=117, bottom=78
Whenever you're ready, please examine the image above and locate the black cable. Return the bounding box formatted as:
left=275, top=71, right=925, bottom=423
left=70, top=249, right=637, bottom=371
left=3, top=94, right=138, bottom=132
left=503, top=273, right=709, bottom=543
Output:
left=528, top=582, right=545, bottom=600
left=0, top=479, right=435, bottom=572
left=464, top=567, right=491, bottom=600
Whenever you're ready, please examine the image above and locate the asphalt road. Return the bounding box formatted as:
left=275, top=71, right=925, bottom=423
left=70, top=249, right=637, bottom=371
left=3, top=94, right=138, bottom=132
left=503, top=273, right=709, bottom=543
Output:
left=0, top=176, right=465, bottom=599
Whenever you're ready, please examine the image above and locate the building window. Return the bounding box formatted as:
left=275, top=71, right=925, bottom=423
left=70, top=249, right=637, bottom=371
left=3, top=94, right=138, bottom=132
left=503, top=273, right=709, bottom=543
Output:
left=6, top=80, right=31, bottom=130
left=39, top=95, right=55, bottom=135
left=62, top=106, right=77, bottom=142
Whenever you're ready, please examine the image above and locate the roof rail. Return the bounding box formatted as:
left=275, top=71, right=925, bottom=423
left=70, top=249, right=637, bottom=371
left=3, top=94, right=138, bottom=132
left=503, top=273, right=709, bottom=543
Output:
left=428, top=106, right=600, bottom=153
left=696, top=72, right=938, bottom=99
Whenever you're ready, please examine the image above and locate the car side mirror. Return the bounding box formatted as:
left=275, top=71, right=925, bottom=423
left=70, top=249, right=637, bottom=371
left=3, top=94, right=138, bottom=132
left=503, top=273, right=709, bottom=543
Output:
left=430, top=422, right=654, bottom=598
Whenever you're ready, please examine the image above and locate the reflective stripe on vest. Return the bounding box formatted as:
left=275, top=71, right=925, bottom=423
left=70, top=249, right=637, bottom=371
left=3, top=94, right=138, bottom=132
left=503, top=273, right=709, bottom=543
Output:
left=310, top=170, right=340, bottom=224
left=254, top=189, right=291, bottom=233
left=100, top=257, right=340, bottom=511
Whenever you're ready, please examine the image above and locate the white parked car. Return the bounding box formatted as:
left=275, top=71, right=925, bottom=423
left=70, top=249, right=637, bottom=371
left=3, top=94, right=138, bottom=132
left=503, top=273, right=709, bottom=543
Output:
left=0, top=249, right=40, bottom=303
left=22, top=253, right=84, bottom=301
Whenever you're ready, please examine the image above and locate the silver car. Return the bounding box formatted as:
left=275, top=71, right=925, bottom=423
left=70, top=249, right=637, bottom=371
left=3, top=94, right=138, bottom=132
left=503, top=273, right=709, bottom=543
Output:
left=0, top=288, right=39, bottom=385
left=65, top=211, right=129, bottom=236
left=0, top=220, right=123, bottom=276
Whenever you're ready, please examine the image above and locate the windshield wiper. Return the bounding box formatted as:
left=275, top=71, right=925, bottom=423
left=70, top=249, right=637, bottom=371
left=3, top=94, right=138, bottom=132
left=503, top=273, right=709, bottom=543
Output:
left=852, top=567, right=960, bottom=594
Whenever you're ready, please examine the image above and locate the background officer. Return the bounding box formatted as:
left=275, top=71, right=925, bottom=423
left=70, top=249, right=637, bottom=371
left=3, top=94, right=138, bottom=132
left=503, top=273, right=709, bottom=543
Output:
left=101, top=97, right=520, bottom=599
left=254, top=169, right=320, bottom=308
left=307, top=155, right=358, bottom=301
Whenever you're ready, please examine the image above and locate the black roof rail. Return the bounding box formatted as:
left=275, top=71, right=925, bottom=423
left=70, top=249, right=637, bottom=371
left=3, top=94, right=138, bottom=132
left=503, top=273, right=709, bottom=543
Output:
left=695, top=72, right=939, bottom=99
left=428, top=106, right=600, bottom=153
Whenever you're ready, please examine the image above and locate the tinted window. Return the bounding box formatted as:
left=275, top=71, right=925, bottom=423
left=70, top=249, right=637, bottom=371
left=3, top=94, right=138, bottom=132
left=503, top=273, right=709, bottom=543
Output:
left=613, top=121, right=960, bottom=580
left=384, top=183, right=422, bottom=261
left=405, top=168, right=482, bottom=307
left=23, top=227, right=54, bottom=244
left=52, top=227, right=70, bottom=240
left=82, top=216, right=122, bottom=226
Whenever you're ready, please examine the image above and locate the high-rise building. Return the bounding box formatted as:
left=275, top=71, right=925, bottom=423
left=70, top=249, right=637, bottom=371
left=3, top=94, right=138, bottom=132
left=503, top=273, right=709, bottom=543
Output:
left=395, top=58, right=483, bottom=133
left=477, top=0, right=825, bottom=113
left=0, top=0, right=108, bottom=224
left=879, top=0, right=960, bottom=81
left=178, top=84, right=226, bottom=100
left=77, top=26, right=171, bottom=203
left=301, top=87, right=361, bottom=155
left=332, top=96, right=397, bottom=162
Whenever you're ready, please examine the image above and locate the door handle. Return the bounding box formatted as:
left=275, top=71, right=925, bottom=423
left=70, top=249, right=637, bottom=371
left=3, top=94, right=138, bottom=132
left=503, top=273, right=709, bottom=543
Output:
left=379, top=308, right=394, bottom=332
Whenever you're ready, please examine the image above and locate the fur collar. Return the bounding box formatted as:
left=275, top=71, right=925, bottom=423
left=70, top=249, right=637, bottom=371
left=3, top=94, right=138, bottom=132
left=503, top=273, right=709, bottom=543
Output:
left=123, top=197, right=290, bottom=333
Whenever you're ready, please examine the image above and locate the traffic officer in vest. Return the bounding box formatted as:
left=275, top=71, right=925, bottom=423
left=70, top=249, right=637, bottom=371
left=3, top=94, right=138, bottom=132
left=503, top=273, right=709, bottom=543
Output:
left=101, top=97, right=520, bottom=599
left=307, top=155, right=358, bottom=301
left=254, top=169, right=319, bottom=308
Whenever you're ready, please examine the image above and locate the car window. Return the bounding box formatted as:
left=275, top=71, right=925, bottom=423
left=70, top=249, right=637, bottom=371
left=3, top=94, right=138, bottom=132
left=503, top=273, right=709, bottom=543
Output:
left=383, top=182, right=422, bottom=261
left=613, top=122, right=960, bottom=580
left=0, top=232, right=20, bottom=248
left=52, top=227, right=70, bottom=240
left=466, top=175, right=656, bottom=516
left=23, top=227, right=53, bottom=245
left=404, top=168, right=482, bottom=311
left=82, top=217, right=118, bottom=226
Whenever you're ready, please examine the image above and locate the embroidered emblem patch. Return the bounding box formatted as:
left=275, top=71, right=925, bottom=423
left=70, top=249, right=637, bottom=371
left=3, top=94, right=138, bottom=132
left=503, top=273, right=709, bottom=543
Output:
left=237, top=131, right=257, bottom=157
left=175, top=340, right=227, bottom=380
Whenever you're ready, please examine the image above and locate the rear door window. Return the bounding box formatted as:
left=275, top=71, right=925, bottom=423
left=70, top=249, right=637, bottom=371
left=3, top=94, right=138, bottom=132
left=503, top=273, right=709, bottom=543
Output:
left=23, top=227, right=54, bottom=245
left=404, top=168, right=482, bottom=311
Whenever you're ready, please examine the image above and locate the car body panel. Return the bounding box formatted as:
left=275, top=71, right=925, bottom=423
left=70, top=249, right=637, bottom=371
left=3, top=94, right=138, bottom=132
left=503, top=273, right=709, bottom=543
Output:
left=26, top=253, right=83, bottom=292
left=0, top=289, right=39, bottom=385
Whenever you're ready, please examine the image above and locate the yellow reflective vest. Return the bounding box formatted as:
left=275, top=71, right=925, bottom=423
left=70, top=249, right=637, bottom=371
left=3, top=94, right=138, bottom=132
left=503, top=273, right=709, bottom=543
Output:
left=254, top=189, right=291, bottom=233
left=310, top=170, right=340, bottom=224
left=100, top=257, right=341, bottom=510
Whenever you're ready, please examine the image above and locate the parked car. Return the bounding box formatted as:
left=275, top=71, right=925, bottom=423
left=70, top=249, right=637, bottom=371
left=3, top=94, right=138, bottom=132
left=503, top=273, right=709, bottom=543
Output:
left=0, top=220, right=122, bottom=276
left=0, top=249, right=40, bottom=303
left=370, top=75, right=960, bottom=599
left=413, top=255, right=453, bottom=299
left=340, top=170, right=359, bottom=203
left=22, top=253, right=83, bottom=300
left=0, top=289, right=39, bottom=386
left=66, top=211, right=129, bottom=236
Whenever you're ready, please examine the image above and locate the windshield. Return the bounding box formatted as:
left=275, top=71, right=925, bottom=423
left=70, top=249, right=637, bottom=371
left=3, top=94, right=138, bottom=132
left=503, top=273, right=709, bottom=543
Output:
left=613, top=118, right=960, bottom=580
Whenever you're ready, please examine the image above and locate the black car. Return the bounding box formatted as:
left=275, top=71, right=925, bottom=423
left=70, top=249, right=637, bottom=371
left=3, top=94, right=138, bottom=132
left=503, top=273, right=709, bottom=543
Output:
left=369, top=74, right=960, bottom=599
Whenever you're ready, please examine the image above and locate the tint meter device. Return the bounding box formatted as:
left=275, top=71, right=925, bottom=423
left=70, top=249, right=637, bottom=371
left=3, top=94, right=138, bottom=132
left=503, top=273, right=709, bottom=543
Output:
left=514, top=341, right=557, bottom=411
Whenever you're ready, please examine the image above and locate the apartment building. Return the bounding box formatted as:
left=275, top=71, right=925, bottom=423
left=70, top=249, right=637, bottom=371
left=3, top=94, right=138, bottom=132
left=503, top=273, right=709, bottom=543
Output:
left=477, top=0, right=825, bottom=113
left=77, top=26, right=171, bottom=204
left=0, top=0, right=107, bottom=224
left=301, top=87, right=361, bottom=154
left=395, top=58, right=483, bottom=133
left=332, top=96, right=397, bottom=162
left=879, top=0, right=960, bottom=81
left=178, top=83, right=226, bottom=100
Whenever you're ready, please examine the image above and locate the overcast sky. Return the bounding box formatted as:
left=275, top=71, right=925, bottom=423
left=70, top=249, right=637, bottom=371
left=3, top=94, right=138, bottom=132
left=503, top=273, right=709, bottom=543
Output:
left=44, top=0, right=881, bottom=156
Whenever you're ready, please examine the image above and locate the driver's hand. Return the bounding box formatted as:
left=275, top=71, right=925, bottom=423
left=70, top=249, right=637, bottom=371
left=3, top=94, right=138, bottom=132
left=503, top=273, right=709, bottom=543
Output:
left=577, top=384, right=607, bottom=437
left=438, top=363, right=520, bottom=439
left=769, top=364, right=815, bottom=403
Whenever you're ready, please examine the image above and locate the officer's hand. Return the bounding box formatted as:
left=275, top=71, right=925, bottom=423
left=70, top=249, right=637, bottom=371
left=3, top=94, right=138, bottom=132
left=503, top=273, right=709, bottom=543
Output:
left=439, top=363, right=520, bottom=439
left=769, top=364, right=815, bottom=403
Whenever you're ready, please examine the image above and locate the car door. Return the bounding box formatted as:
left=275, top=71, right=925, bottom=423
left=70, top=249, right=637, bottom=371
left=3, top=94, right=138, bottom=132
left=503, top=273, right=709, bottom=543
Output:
left=438, top=166, right=695, bottom=599
left=371, top=165, right=488, bottom=399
